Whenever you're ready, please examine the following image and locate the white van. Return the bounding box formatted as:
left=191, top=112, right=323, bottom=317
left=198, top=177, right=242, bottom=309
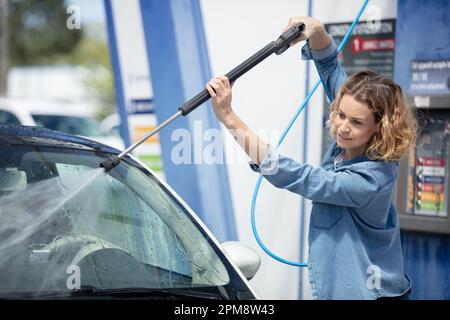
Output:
left=0, top=98, right=124, bottom=150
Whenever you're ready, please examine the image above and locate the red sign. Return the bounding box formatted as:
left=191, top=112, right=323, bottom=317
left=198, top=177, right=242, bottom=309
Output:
left=351, top=36, right=395, bottom=53
left=417, top=157, right=445, bottom=167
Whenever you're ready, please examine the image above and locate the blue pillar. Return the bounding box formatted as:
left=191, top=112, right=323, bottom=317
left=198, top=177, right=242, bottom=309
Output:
left=138, top=0, right=237, bottom=241
left=103, top=0, right=131, bottom=147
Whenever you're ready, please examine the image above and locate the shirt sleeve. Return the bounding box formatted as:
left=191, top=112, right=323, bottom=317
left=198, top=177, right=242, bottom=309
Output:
left=301, top=35, right=347, bottom=102
left=253, top=154, right=384, bottom=208
left=249, top=145, right=280, bottom=176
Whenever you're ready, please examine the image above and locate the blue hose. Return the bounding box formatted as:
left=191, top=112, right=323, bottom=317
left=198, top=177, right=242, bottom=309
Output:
left=251, top=0, right=370, bottom=267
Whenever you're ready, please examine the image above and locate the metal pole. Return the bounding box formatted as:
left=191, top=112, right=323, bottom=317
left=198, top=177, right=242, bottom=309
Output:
left=117, top=110, right=182, bottom=158
left=0, top=0, right=9, bottom=96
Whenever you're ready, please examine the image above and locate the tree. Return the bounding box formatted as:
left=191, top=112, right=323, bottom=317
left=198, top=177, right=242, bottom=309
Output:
left=3, top=0, right=115, bottom=119
left=0, top=0, right=9, bottom=96
left=8, top=0, right=83, bottom=65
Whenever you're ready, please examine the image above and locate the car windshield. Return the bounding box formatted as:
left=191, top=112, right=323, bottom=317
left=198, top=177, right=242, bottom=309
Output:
left=0, top=145, right=230, bottom=297
left=32, top=115, right=106, bottom=137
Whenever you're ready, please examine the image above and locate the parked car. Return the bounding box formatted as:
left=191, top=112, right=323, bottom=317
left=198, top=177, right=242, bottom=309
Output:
left=0, top=98, right=124, bottom=150
left=100, top=112, right=121, bottom=138
left=0, top=123, right=260, bottom=299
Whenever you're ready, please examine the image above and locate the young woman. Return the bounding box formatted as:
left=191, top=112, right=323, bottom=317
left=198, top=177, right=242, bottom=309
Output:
left=206, top=17, right=417, bottom=300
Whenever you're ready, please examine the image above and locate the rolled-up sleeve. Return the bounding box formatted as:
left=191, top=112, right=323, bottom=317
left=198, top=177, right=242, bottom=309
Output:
left=301, top=35, right=347, bottom=102
left=249, top=145, right=280, bottom=176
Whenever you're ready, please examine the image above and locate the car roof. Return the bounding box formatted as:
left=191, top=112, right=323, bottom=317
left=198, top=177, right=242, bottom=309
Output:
left=0, top=122, right=119, bottom=154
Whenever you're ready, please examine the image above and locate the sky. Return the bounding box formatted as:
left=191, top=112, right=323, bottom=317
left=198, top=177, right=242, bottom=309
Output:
left=64, top=0, right=107, bottom=40
left=65, top=0, right=106, bottom=24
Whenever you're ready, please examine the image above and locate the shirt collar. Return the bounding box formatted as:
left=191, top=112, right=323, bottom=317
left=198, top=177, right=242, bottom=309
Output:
left=334, top=143, right=372, bottom=166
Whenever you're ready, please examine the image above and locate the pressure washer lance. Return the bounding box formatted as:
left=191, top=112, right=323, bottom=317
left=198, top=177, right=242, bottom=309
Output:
left=100, top=22, right=306, bottom=172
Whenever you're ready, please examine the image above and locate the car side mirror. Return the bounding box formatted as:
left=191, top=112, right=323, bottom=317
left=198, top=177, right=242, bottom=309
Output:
left=221, top=241, right=261, bottom=280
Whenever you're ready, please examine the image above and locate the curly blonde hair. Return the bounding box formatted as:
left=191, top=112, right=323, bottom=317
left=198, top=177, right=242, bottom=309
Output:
left=328, top=71, right=417, bottom=161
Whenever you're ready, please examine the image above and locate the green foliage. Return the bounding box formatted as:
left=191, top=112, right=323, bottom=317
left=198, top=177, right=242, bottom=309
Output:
left=68, top=34, right=111, bottom=68
left=83, top=64, right=117, bottom=120
left=71, top=36, right=117, bottom=119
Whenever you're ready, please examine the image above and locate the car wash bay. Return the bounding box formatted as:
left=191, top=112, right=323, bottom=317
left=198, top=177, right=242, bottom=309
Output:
left=104, top=0, right=449, bottom=299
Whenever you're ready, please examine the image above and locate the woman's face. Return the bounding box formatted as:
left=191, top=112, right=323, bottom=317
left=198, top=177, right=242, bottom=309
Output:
left=333, top=93, right=379, bottom=158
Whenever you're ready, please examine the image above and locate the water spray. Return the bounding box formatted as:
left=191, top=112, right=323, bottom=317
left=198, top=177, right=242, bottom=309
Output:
left=100, top=22, right=306, bottom=172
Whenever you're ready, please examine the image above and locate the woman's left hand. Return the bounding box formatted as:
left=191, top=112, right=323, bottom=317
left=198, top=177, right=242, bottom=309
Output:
left=282, top=16, right=329, bottom=50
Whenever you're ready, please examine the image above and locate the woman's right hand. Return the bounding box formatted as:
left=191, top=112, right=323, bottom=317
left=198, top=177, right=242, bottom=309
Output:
left=206, top=76, right=269, bottom=165
left=206, top=76, right=235, bottom=126
left=283, top=16, right=330, bottom=50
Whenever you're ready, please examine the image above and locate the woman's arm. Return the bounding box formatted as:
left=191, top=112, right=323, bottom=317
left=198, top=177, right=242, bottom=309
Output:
left=206, top=76, right=268, bottom=166
left=286, top=17, right=347, bottom=101
left=205, top=76, right=390, bottom=207
left=206, top=18, right=334, bottom=166
left=261, top=156, right=389, bottom=208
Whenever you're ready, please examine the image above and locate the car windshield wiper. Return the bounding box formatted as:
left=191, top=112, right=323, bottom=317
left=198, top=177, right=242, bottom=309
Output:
left=0, top=286, right=226, bottom=300
left=72, top=286, right=226, bottom=300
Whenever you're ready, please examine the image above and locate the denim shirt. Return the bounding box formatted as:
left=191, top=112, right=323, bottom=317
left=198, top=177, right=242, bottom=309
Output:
left=250, top=36, right=411, bottom=299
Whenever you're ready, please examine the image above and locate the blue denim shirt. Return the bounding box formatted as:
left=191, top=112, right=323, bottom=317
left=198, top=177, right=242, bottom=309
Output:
left=250, top=36, right=411, bottom=299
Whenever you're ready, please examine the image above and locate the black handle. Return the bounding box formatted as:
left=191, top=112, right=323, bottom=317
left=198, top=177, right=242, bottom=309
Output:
left=178, top=22, right=305, bottom=116
left=178, top=42, right=277, bottom=116
left=275, top=22, right=306, bottom=55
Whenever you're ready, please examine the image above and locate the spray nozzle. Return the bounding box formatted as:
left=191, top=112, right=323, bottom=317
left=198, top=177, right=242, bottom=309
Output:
left=100, top=156, right=121, bottom=172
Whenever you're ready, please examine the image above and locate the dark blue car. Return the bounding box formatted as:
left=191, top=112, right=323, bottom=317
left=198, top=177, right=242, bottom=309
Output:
left=0, top=123, right=259, bottom=299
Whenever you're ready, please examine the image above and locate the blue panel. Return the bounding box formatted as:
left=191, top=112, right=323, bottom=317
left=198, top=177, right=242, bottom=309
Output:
left=401, top=231, right=450, bottom=300
left=103, top=0, right=131, bottom=147
left=138, top=0, right=236, bottom=241
left=394, top=0, right=450, bottom=93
